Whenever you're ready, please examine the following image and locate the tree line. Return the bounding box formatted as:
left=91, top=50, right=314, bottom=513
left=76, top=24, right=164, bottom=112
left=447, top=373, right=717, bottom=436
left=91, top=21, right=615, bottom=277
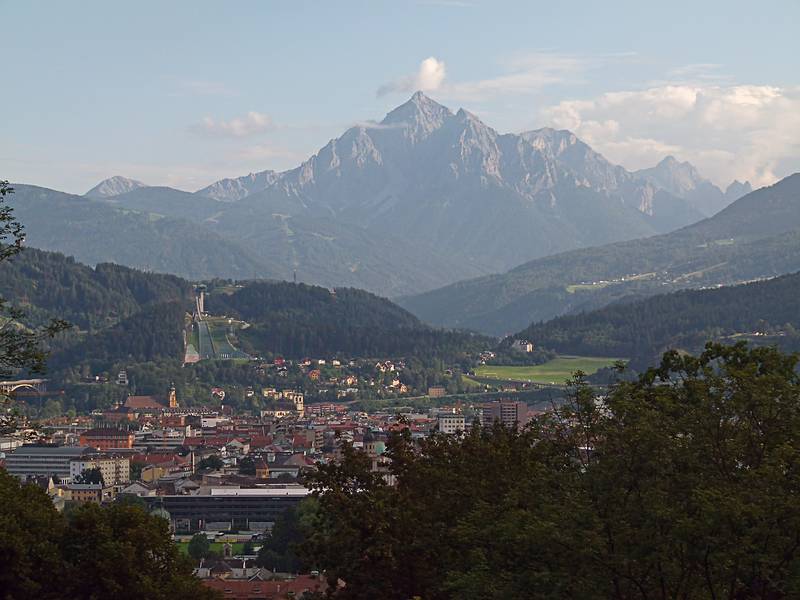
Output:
left=296, top=343, right=800, bottom=599
left=518, top=270, right=800, bottom=366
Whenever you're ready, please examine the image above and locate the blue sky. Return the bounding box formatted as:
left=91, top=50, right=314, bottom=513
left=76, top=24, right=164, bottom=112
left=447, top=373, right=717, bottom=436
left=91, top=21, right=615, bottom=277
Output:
left=2, top=0, right=798, bottom=193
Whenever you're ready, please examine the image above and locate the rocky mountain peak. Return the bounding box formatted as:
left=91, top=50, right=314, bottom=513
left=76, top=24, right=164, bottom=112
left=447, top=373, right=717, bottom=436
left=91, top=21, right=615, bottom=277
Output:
left=380, top=91, right=453, bottom=141
left=725, top=179, right=753, bottom=201
left=637, top=156, right=707, bottom=194
left=84, top=176, right=147, bottom=198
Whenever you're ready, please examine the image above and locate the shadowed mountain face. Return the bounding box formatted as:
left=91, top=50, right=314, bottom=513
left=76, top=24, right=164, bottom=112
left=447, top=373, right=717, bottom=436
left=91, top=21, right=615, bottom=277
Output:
left=399, top=173, right=800, bottom=335
left=21, top=93, right=745, bottom=296
left=9, top=185, right=275, bottom=281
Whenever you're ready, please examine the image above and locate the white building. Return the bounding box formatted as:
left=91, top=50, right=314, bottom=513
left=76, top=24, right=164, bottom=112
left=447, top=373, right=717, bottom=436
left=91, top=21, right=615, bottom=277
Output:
left=438, top=414, right=466, bottom=435
left=70, top=455, right=130, bottom=485
left=511, top=339, right=534, bottom=353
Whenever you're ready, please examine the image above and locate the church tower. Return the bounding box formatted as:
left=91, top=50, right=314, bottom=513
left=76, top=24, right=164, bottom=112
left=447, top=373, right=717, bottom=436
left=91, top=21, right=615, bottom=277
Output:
left=168, top=383, right=178, bottom=408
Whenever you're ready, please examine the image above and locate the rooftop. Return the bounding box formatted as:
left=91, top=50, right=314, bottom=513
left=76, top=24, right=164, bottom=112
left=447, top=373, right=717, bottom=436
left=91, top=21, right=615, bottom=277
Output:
left=10, top=445, right=97, bottom=456
left=208, top=486, right=310, bottom=497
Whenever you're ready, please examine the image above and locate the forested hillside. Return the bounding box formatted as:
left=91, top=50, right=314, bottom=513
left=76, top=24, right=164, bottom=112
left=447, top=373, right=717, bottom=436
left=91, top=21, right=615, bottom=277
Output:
left=1, top=248, right=488, bottom=383
left=517, top=271, right=800, bottom=366
left=0, top=247, right=191, bottom=329
left=401, top=173, right=800, bottom=334
left=0, top=247, right=193, bottom=372
left=47, top=302, right=188, bottom=371
left=206, top=281, right=489, bottom=359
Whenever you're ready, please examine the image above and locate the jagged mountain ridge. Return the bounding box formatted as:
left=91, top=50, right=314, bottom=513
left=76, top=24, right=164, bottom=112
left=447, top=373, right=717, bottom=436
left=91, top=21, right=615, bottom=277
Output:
left=634, top=156, right=751, bottom=217
left=196, top=169, right=279, bottom=202
left=200, top=93, right=720, bottom=274
left=70, top=93, right=750, bottom=294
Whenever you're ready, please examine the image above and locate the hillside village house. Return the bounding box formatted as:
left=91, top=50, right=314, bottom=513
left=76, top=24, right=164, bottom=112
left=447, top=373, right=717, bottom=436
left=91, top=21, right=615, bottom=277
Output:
left=511, top=339, right=534, bottom=353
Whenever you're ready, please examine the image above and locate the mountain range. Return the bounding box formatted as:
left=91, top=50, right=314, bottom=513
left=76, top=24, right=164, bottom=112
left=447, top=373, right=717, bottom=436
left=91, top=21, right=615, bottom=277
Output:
left=9, top=92, right=750, bottom=296
left=514, top=268, right=800, bottom=368
left=399, top=174, right=800, bottom=335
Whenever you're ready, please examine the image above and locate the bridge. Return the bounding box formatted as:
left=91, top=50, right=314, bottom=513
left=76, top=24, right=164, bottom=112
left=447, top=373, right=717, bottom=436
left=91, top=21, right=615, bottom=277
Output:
left=0, top=378, right=47, bottom=395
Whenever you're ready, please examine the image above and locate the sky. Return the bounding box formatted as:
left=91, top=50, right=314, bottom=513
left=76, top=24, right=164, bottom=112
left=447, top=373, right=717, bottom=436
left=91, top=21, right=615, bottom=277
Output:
left=1, top=0, right=799, bottom=193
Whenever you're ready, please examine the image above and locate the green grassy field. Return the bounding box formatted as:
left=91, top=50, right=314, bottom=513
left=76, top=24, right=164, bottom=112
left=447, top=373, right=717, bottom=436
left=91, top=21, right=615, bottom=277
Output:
left=566, top=281, right=612, bottom=293
left=201, top=317, right=251, bottom=360
left=474, top=355, right=624, bottom=385
left=176, top=541, right=246, bottom=556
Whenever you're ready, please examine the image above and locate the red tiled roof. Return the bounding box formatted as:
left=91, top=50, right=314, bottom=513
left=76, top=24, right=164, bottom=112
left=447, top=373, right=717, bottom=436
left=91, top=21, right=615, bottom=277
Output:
left=131, top=453, right=187, bottom=466
left=202, top=575, right=325, bottom=599
left=248, top=435, right=273, bottom=448
left=124, top=395, right=165, bottom=410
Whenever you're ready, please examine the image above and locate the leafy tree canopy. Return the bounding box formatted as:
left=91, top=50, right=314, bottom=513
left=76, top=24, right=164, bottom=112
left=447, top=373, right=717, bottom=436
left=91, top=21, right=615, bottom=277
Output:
left=0, top=469, right=218, bottom=599
left=303, top=343, right=800, bottom=599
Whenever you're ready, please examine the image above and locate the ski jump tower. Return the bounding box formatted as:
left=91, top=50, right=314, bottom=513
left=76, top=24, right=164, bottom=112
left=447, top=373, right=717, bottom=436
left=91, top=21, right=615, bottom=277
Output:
left=194, top=284, right=207, bottom=319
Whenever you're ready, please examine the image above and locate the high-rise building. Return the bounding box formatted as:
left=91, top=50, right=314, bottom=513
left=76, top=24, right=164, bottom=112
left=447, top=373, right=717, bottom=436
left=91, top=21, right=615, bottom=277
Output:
left=478, top=400, right=529, bottom=429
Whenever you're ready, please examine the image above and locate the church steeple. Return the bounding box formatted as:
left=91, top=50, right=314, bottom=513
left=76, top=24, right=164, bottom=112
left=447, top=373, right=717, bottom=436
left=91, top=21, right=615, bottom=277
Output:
left=168, top=383, right=178, bottom=408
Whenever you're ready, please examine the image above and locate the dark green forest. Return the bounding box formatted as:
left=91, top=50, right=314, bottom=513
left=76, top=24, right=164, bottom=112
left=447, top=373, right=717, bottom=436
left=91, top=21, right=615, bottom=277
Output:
left=207, top=281, right=490, bottom=359
left=0, top=247, right=191, bottom=329
left=517, top=270, right=800, bottom=365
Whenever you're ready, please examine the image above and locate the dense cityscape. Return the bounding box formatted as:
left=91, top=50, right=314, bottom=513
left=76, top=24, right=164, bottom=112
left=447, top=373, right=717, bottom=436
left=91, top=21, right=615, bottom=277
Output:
left=3, top=2, right=800, bottom=598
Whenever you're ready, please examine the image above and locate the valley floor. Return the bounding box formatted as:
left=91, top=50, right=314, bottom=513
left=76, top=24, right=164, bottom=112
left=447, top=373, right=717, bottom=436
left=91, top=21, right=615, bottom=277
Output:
left=474, top=355, right=623, bottom=385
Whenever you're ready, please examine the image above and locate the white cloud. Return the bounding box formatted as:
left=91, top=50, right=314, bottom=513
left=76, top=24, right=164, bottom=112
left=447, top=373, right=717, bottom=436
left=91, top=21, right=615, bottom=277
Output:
left=194, top=111, right=274, bottom=137
left=377, top=57, right=446, bottom=97
left=443, top=53, right=590, bottom=101
left=351, top=120, right=408, bottom=130
left=541, top=84, right=800, bottom=187
left=379, top=52, right=635, bottom=103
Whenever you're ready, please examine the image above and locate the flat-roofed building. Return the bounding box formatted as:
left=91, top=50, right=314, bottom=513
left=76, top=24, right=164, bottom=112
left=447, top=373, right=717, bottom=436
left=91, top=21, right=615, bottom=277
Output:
left=5, top=445, right=97, bottom=481
left=427, top=386, right=447, bottom=398
left=438, top=414, right=466, bottom=435
left=142, top=486, right=309, bottom=532
left=479, top=400, right=529, bottom=430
